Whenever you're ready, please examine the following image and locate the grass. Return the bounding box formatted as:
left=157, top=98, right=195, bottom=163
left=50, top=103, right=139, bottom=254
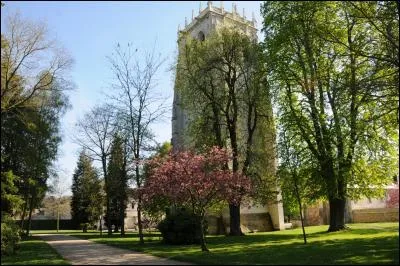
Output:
left=55, top=222, right=399, bottom=265
left=30, top=229, right=97, bottom=235
left=1, top=236, right=69, bottom=265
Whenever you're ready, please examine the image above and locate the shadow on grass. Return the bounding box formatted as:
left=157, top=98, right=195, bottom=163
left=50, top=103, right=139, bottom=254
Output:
left=70, top=227, right=399, bottom=265
left=158, top=235, right=399, bottom=265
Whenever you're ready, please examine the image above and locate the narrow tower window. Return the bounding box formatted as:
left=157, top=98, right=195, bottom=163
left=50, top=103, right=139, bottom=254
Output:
left=198, top=31, right=205, bottom=41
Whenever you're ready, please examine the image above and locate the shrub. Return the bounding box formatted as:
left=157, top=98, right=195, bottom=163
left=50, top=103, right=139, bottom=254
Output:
left=157, top=208, right=207, bottom=245
left=80, top=223, right=91, bottom=232
left=1, top=215, right=21, bottom=255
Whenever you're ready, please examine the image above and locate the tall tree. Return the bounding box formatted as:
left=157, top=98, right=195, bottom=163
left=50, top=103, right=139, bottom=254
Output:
left=1, top=12, right=72, bottom=235
left=107, top=42, right=167, bottom=244
left=1, top=12, right=73, bottom=114
left=73, top=104, right=115, bottom=235
left=71, top=151, right=103, bottom=231
left=262, top=1, right=398, bottom=231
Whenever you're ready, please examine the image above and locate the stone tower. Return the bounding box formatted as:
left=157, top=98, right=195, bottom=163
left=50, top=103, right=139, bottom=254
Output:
left=171, top=1, right=285, bottom=232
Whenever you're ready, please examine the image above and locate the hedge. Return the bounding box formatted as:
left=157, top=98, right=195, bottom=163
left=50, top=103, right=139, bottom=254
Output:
left=15, top=219, right=76, bottom=230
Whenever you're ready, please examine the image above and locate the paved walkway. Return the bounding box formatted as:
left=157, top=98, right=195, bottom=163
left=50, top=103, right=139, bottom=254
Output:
left=38, top=234, right=192, bottom=265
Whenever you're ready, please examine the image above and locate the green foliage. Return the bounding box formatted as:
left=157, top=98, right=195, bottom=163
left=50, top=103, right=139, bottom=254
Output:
left=1, top=171, right=24, bottom=216
left=141, top=141, right=172, bottom=223
left=155, top=142, right=171, bottom=158
left=71, top=151, right=103, bottom=229
left=157, top=208, right=207, bottom=245
left=262, top=1, right=398, bottom=229
left=1, top=13, right=71, bottom=236
left=1, top=214, right=21, bottom=255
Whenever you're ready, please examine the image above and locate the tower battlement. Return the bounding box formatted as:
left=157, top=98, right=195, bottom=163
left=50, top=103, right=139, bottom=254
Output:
left=177, top=1, right=257, bottom=42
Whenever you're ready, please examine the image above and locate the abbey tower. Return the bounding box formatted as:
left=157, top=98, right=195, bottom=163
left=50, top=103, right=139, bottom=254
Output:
left=172, top=1, right=257, bottom=149
left=172, top=1, right=285, bottom=232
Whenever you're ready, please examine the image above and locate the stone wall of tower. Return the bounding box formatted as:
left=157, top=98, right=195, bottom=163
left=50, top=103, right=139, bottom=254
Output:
left=172, top=2, right=257, bottom=151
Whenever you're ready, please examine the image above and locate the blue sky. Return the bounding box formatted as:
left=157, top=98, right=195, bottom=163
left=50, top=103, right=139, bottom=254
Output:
left=1, top=1, right=264, bottom=194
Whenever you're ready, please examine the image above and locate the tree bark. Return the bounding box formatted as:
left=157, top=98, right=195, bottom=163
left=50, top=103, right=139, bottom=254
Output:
left=227, top=111, right=243, bottom=236
left=120, top=203, right=125, bottom=237
left=102, top=155, right=112, bottom=236
left=295, top=186, right=307, bottom=244
left=26, top=196, right=35, bottom=236
left=228, top=204, right=243, bottom=236
left=99, top=215, right=103, bottom=236
left=19, top=195, right=28, bottom=230
left=138, top=196, right=144, bottom=244
left=57, top=204, right=60, bottom=232
left=199, top=216, right=209, bottom=252
left=328, top=197, right=346, bottom=232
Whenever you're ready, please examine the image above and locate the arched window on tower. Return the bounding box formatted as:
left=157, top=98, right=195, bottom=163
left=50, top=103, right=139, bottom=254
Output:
left=198, top=31, right=205, bottom=41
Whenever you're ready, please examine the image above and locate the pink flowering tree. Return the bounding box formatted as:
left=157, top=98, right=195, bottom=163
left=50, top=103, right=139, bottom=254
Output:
left=141, top=146, right=251, bottom=252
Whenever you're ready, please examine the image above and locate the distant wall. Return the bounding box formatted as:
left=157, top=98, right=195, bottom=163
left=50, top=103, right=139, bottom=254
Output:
left=15, top=219, right=76, bottom=230
left=352, top=208, right=399, bottom=223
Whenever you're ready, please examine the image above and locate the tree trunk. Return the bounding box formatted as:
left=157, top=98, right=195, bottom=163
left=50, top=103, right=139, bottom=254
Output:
left=20, top=196, right=28, bottom=230
left=99, top=215, right=103, bottom=236
left=26, top=196, right=35, bottom=236
left=227, top=120, right=243, bottom=236
left=328, top=198, right=346, bottom=232
left=120, top=205, right=125, bottom=237
left=229, top=204, right=243, bottom=236
left=138, top=196, right=144, bottom=244
left=199, top=216, right=209, bottom=252
left=102, top=156, right=112, bottom=236
left=297, top=199, right=307, bottom=244
left=57, top=205, right=60, bottom=232
left=294, top=177, right=307, bottom=244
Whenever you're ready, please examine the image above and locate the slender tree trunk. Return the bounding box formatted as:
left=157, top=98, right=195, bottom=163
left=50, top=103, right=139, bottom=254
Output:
left=294, top=178, right=306, bottom=244
left=137, top=196, right=144, bottom=244
left=57, top=204, right=60, bottom=232
left=120, top=199, right=125, bottom=236
left=99, top=215, right=103, bottom=236
left=102, top=156, right=112, bottom=236
left=26, top=196, right=35, bottom=236
left=20, top=196, right=28, bottom=230
left=227, top=124, right=243, bottom=236
left=120, top=216, right=125, bottom=236
left=199, top=216, right=209, bottom=252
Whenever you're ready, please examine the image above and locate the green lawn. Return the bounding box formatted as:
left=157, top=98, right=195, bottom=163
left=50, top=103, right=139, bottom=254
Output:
left=64, top=222, right=399, bottom=265
left=1, top=236, right=69, bottom=265
left=30, top=229, right=97, bottom=235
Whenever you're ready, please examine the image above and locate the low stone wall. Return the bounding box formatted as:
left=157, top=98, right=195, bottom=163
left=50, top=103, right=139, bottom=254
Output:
left=205, top=212, right=274, bottom=235
left=241, top=213, right=274, bottom=232
left=352, top=208, right=399, bottom=223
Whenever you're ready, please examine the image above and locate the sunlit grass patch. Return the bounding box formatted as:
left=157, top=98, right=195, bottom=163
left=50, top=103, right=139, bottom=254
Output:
left=1, top=236, right=69, bottom=265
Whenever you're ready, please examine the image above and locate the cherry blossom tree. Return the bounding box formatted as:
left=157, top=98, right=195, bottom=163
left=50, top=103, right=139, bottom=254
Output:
left=141, top=146, right=251, bottom=252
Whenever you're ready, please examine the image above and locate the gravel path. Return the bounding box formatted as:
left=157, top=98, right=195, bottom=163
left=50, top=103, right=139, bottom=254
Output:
left=38, top=234, right=192, bottom=265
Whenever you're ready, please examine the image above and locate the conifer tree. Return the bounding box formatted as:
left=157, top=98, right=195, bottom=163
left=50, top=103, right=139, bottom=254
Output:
left=71, top=151, right=103, bottom=231
left=104, top=134, right=128, bottom=235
